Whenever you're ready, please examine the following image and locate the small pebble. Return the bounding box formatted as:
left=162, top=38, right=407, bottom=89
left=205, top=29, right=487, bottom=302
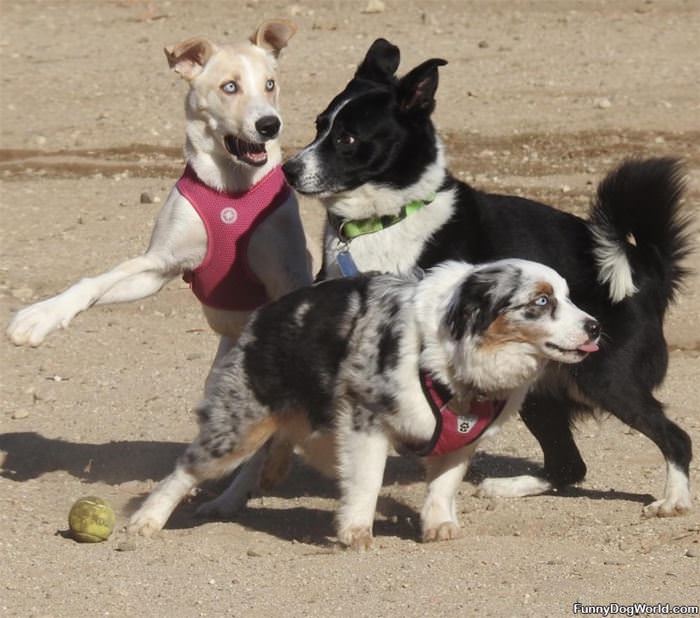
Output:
left=686, top=548, right=698, bottom=558
left=362, top=0, right=385, bottom=13
left=478, top=40, right=490, bottom=48
left=12, top=409, right=29, bottom=420
left=247, top=548, right=262, bottom=557
left=115, top=540, right=137, bottom=552
left=594, top=97, right=612, bottom=109
left=140, top=192, right=154, bottom=204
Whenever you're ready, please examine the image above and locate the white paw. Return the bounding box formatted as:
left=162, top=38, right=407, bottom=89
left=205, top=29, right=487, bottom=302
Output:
left=337, top=525, right=374, bottom=551
left=422, top=521, right=461, bottom=543
left=127, top=512, right=165, bottom=538
left=7, top=298, right=76, bottom=346
left=477, top=475, right=552, bottom=498
left=642, top=496, right=692, bottom=518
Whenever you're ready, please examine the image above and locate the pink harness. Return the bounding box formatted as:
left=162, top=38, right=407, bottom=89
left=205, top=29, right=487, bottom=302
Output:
left=413, top=372, right=506, bottom=457
left=176, top=165, right=291, bottom=311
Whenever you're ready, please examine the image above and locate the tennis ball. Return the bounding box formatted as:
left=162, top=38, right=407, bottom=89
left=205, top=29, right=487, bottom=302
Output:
left=68, top=496, right=115, bottom=543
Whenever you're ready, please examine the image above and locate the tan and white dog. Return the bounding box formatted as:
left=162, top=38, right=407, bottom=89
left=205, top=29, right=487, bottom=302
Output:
left=7, top=21, right=311, bottom=511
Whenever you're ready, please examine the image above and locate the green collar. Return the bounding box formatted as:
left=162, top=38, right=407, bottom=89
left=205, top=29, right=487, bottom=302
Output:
left=330, top=194, right=436, bottom=242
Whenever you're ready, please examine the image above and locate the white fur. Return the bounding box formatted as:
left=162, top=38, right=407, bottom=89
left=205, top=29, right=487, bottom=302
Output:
left=590, top=224, right=638, bottom=303
left=335, top=422, right=390, bottom=550
left=642, top=461, right=692, bottom=517
left=328, top=144, right=447, bottom=219
left=477, top=474, right=553, bottom=498
left=127, top=467, right=198, bottom=537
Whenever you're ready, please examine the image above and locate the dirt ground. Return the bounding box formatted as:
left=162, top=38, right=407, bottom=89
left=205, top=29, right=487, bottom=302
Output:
left=1, top=1, right=699, bottom=616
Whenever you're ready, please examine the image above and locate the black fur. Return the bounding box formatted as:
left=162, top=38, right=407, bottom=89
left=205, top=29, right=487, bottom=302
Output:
left=243, top=276, right=372, bottom=427
left=284, top=39, right=695, bottom=495
left=445, top=266, right=520, bottom=339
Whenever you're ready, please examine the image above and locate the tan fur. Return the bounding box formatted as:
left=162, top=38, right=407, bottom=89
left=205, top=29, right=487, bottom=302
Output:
left=249, top=20, right=297, bottom=57
left=481, top=313, right=548, bottom=349
left=533, top=281, right=554, bottom=298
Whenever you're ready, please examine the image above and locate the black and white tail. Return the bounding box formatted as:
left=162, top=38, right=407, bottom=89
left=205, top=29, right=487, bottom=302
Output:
left=589, top=158, right=693, bottom=310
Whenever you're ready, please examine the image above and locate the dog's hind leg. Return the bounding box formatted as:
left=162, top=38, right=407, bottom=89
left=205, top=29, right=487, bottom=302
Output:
left=587, top=383, right=692, bottom=517
left=195, top=441, right=270, bottom=519
left=478, top=392, right=584, bottom=498
left=201, top=337, right=294, bottom=516
left=128, top=412, right=278, bottom=537
left=421, top=449, right=472, bottom=542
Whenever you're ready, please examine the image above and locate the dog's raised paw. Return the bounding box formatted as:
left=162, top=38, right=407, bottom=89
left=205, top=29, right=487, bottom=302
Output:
left=422, top=521, right=461, bottom=543
left=7, top=298, right=75, bottom=347
left=642, top=497, right=692, bottom=518
left=338, top=525, right=374, bottom=551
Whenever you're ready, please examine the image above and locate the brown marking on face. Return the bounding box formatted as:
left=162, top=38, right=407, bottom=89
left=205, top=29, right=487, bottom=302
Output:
left=533, top=281, right=554, bottom=299
left=480, top=312, right=548, bottom=350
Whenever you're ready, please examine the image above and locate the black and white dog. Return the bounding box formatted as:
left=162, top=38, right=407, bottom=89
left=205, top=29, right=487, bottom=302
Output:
left=282, top=39, right=694, bottom=517
left=128, top=259, right=600, bottom=546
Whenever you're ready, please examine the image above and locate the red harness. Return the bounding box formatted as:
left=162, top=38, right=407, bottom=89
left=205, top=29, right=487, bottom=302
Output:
left=412, top=372, right=506, bottom=457
left=177, top=165, right=291, bottom=311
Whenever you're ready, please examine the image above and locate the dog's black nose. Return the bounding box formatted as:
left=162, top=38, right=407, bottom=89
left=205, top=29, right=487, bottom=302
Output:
left=255, top=115, right=281, bottom=139
left=282, top=158, right=300, bottom=185
left=584, top=318, right=600, bottom=340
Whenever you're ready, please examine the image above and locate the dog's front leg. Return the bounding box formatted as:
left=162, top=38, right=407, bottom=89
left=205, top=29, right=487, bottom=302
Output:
left=7, top=253, right=174, bottom=346
left=421, top=449, right=472, bottom=542
left=7, top=190, right=205, bottom=346
left=336, top=423, right=389, bottom=550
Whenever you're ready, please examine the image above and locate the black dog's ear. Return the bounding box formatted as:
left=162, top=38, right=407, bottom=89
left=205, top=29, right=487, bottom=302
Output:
left=397, top=58, right=447, bottom=115
left=444, top=268, right=513, bottom=340
left=356, top=38, right=401, bottom=83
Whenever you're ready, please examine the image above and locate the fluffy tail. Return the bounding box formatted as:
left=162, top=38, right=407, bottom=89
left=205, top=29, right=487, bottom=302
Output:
left=589, top=157, right=693, bottom=310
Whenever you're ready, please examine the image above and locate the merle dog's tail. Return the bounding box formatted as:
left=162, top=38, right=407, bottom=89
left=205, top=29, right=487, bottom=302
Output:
left=588, top=157, right=693, bottom=312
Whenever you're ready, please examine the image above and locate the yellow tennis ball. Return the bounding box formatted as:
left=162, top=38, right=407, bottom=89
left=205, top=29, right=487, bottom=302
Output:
left=68, top=496, right=115, bottom=543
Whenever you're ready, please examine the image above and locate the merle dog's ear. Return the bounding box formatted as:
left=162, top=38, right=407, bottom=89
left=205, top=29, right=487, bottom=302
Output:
left=444, top=269, right=512, bottom=340
left=355, top=38, right=400, bottom=83
left=397, top=58, right=447, bottom=115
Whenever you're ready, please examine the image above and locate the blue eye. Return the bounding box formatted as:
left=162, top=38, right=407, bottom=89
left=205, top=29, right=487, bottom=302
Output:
left=221, top=81, right=238, bottom=94
left=534, top=295, right=549, bottom=306
left=265, top=79, right=275, bottom=92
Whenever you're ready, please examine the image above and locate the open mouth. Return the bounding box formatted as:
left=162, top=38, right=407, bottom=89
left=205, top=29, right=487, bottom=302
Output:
left=224, top=135, right=268, bottom=167
left=545, top=340, right=599, bottom=357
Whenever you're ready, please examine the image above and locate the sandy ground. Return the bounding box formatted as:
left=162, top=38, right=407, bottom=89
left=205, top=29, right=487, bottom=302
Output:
left=1, top=1, right=699, bottom=616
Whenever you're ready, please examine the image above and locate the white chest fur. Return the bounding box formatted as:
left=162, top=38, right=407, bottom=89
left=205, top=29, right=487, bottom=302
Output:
left=324, top=188, right=457, bottom=277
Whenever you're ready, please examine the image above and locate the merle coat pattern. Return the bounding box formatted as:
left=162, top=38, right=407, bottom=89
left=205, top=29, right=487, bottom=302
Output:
left=128, top=259, right=600, bottom=547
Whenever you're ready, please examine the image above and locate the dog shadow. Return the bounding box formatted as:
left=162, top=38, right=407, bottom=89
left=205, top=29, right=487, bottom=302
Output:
left=1, top=432, right=654, bottom=544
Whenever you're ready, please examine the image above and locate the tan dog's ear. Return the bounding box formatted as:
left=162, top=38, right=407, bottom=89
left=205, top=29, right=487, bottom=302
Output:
left=250, top=20, right=297, bottom=57
left=164, top=37, right=215, bottom=80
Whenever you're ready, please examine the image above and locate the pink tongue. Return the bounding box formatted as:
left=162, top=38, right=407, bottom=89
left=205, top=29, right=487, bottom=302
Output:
left=577, top=342, right=599, bottom=353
